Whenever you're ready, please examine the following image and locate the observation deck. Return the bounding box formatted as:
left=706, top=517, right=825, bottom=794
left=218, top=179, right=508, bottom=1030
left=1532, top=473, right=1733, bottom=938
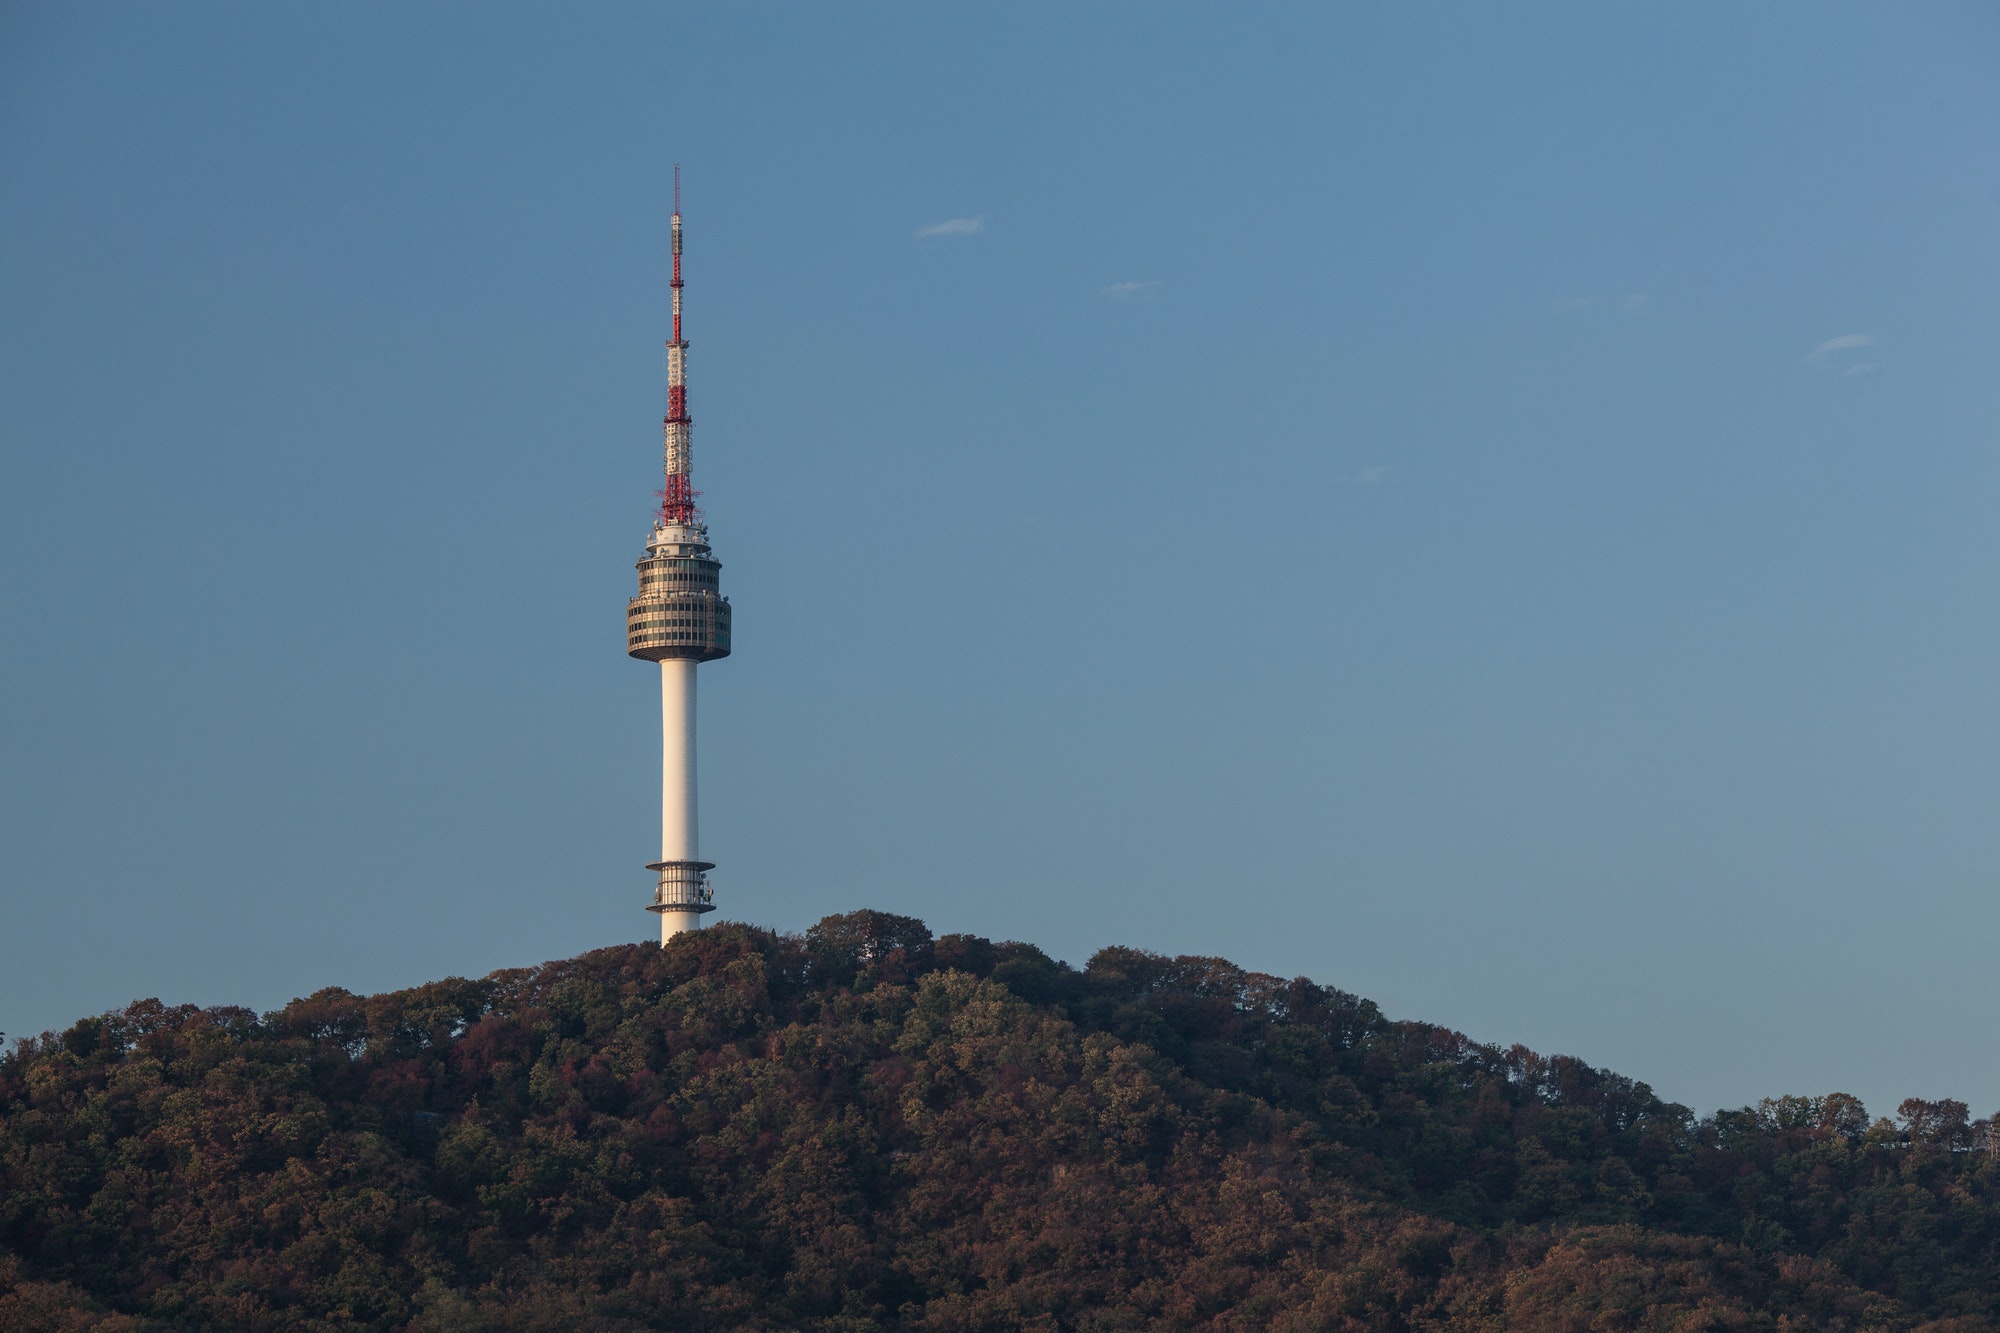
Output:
left=627, top=521, right=731, bottom=662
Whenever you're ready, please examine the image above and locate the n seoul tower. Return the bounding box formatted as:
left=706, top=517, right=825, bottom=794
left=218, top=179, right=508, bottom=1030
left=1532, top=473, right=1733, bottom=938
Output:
left=625, top=168, right=733, bottom=943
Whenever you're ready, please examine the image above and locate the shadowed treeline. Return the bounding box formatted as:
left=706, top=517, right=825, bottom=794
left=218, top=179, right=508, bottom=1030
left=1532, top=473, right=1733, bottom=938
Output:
left=2, top=911, right=1995, bottom=1330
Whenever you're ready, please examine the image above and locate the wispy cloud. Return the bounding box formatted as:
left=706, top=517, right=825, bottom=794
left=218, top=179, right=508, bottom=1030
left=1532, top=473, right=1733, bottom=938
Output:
left=1621, top=294, right=1649, bottom=314
left=1101, top=280, right=1162, bottom=299
left=1843, top=362, right=1878, bottom=377
left=914, top=215, right=985, bottom=239
left=1357, top=465, right=1393, bottom=484
left=1808, top=333, right=1877, bottom=363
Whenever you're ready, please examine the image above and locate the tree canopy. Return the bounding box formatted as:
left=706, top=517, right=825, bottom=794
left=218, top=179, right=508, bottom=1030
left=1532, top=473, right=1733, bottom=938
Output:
left=3, top=911, right=1995, bottom=1330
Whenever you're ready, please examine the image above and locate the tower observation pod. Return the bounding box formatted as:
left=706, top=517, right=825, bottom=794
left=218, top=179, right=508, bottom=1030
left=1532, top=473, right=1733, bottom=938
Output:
left=626, top=169, right=732, bottom=943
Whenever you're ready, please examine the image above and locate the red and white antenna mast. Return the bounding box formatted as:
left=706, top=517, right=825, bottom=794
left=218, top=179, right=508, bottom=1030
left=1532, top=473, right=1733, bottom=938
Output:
left=660, top=163, right=699, bottom=525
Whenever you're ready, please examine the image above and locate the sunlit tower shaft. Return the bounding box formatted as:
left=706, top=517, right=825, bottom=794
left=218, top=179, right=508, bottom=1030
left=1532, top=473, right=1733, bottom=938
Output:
left=625, top=169, right=732, bottom=943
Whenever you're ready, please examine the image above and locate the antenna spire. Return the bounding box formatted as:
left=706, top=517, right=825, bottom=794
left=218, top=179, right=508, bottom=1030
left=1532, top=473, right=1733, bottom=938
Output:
left=660, top=166, right=698, bottom=525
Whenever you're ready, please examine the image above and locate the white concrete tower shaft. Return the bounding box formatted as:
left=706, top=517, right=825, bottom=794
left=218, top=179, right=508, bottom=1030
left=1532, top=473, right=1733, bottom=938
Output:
left=657, top=659, right=700, bottom=936
left=625, top=168, right=732, bottom=944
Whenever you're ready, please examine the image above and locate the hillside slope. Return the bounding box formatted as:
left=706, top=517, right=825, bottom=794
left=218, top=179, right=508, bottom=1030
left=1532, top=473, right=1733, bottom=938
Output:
left=3, top=911, right=1995, bottom=1331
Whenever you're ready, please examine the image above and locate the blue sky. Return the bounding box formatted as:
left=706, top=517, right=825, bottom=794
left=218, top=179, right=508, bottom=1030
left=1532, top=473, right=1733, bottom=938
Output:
left=4, top=3, right=1998, bottom=1117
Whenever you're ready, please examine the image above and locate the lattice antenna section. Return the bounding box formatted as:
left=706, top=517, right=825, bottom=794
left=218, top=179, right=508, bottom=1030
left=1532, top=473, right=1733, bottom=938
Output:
left=660, top=162, right=701, bottom=525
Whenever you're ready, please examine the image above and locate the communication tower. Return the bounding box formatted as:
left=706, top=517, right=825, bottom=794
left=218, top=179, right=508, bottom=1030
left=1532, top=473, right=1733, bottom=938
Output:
left=625, top=168, right=732, bottom=942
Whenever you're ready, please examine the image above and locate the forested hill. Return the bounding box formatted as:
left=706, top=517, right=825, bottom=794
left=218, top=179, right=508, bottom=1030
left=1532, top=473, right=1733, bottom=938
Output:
left=3, top=913, right=1996, bottom=1331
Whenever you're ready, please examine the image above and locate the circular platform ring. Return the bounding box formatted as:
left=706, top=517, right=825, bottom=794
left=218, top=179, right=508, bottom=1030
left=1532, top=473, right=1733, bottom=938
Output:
left=647, top=859, right=717, bottom=914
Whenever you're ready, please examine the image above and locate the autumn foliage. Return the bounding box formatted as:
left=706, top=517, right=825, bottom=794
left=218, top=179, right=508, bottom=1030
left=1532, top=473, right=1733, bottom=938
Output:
left=2, top=911, right=1995, bottom=1330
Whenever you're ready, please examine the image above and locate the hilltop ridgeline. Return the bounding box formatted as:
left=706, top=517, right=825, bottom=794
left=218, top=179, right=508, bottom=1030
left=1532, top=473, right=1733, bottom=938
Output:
left=2, top=911, right=1995, bottom=1331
